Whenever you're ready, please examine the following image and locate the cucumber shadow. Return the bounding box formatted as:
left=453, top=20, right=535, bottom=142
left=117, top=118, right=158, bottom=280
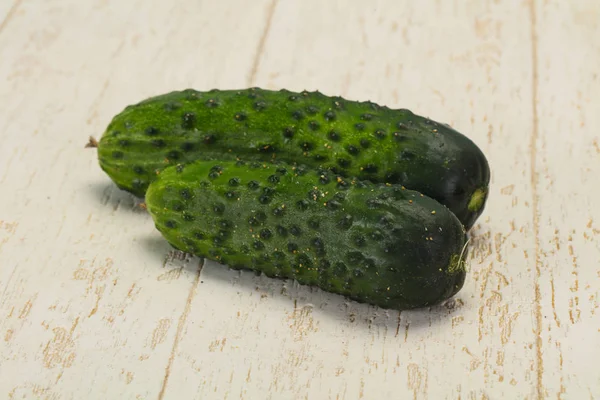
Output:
left=87, top=181, right=148, bottom=215
left=140, top=235, right=467, bottom=334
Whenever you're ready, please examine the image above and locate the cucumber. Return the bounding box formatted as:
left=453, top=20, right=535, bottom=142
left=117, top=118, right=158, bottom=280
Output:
left=145, top=159, right=468, bottom=310
left=98, top=88, right=490, bottom=229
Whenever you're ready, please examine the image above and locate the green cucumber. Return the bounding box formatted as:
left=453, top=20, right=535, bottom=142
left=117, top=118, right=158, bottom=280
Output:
left=98, top=88, right=490, bottom=229
left=145, top=160, right=468, bottom=310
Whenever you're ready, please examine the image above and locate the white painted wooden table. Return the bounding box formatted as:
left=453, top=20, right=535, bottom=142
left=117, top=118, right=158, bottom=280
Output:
left=1, top=1, right=598, bottom=399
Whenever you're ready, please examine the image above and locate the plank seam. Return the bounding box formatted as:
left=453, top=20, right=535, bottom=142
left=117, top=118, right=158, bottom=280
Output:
left=247, top=0, right=278, bottom=86
left=0, top=0, right=23, bottom=37
left=158, top=258, right=204, bottom=400
left=528, top=0, right=544, bottom=398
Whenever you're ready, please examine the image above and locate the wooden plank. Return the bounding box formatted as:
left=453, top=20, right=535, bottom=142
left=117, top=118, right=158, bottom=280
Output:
left=533, top=1, right=600, bottom=398
left=0, top=0, right=272, bottom=398
left=1, top=0, right=598, bottom=399
left=163, top=1, right=540, bottom=399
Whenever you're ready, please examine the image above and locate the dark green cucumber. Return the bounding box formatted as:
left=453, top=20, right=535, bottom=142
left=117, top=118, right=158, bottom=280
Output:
left=98, top=88, right=490, bottom=229
left=145, top=160, right=468, bottom=310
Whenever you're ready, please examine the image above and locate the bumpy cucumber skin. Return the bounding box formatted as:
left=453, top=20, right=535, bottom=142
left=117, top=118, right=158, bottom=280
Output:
left=145, top=160, right=468, bottom=310
left=98, top=88, right=490, bottom=229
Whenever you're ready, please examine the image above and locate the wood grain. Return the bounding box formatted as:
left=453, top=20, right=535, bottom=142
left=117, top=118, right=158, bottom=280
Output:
left=0, top=0, right=598, bottom=399
left=534, top=2, right=600, bottom=398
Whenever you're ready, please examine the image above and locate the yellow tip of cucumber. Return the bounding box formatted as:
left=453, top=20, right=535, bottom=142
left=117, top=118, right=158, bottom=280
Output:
left=467, top=187, right=487, bottom=212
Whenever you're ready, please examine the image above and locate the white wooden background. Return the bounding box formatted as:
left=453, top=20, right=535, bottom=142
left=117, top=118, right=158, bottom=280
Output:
left=0, top=1, right=598, bottom=399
